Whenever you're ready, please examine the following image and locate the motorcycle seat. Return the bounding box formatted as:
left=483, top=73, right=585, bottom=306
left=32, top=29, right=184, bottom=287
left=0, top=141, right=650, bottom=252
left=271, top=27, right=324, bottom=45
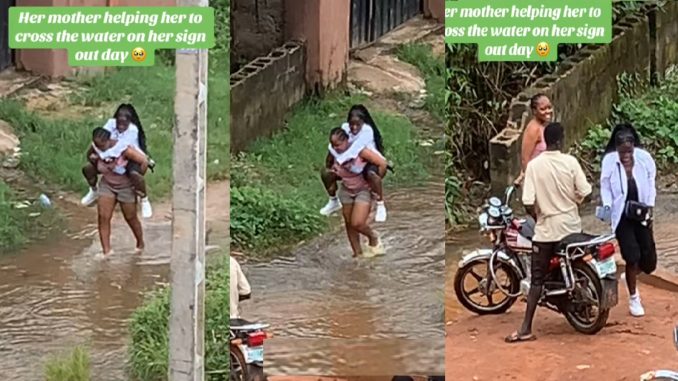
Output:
left=230, top=318, right=269, bottom=331
left=557, top=232, right=598, bottom=253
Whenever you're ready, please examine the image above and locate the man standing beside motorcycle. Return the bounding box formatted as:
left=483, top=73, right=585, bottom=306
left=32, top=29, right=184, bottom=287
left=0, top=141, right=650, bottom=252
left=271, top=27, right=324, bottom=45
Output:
left=505, top=122, right=592, bottom=343
left=230, top=256, right=252, bottom=322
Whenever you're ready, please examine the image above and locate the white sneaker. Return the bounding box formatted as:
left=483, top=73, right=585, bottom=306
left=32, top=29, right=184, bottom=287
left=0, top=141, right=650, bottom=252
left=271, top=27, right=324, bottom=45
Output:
left=141, top=197, right=153, bottom=219
left=81, top=187, right=98, bottom=207
left=629, top=294, right=645, bottom=317
left=320, top=197, right=342, bottom=216
left=375, top=201, right=387, bottom=222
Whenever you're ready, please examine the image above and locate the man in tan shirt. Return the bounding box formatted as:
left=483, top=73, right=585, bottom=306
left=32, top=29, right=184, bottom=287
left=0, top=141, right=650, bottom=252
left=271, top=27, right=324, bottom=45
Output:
left=506, top=122, right=592, bottom=343
left=230, top=256, right=252, bottom=321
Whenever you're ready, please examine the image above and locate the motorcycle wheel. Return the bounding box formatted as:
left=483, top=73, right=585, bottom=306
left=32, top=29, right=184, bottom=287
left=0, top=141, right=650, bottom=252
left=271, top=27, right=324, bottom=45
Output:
left=454, top=257, right=520, bottom=315
left=563, top=261, right=610, bottom=335
left=247, top=365, right=267, bottom=381
left=230, top=345, right=249, bottom=381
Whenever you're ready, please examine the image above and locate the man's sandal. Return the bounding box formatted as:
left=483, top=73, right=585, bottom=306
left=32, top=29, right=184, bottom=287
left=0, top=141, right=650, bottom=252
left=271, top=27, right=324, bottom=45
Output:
left=504, top=331, right=537, bottom=343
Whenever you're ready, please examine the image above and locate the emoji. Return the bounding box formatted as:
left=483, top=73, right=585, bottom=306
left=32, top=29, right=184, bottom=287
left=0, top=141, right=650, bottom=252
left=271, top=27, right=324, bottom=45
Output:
left=132, top=47, right=147, bottom=62
left=536, top=42, right=550, bottom=57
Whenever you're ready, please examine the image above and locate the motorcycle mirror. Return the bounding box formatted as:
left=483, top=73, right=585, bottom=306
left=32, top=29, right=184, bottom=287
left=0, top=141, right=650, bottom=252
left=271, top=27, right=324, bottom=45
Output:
left=478, top=212, right=489, bottom=227
left=488, top=197, right=502, bottom=208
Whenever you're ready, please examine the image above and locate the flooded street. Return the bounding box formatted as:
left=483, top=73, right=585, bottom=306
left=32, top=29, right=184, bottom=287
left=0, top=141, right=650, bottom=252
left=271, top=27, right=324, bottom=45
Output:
left=0, top=204, right=172, bottom=380
left=242, top=182, right=446, bottom=375
left=0, top=181, right=229, bottom=380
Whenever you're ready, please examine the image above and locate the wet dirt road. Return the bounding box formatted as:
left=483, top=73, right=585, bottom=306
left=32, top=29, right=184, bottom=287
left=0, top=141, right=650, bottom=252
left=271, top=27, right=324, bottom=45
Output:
left=446, top=193, right=678, bottom=380
left=0, top=181, right=229, bottom=381
left=242, top=183, right=446, bottom=376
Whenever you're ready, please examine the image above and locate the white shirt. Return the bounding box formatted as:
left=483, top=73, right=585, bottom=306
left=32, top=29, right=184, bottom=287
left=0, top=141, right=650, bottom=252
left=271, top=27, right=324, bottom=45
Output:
left=600, top=148, right=656, bottom=231
left=329, top=123, right=381, bottom=165
left=95, top=118, right=143, bottom=160
left=230, top=256, right=251, bottom=319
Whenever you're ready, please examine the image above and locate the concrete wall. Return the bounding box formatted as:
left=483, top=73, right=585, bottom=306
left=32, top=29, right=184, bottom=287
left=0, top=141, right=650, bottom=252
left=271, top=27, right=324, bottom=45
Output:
left=424, top=0, right=444, bottom=23
left=230, top=41, right=306, bottom=153
left=231, top=0, right=284, bottom=67
left=488, top=3, right=678, bottom=193
left=285, top=0, right=349, bottom=92
left=13, top=0, right=176, bottom=77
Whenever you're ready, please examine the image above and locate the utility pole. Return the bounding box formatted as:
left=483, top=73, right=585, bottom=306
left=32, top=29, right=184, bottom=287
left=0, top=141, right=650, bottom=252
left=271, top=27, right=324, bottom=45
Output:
left=168, top=0, right=209, bottom=379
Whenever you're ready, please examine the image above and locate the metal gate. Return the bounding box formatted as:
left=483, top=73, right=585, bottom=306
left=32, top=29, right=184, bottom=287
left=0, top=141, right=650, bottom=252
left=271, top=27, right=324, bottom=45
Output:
left=350, top=0, right=423, bottom=49
left=0, top=0, right=15, bottom=71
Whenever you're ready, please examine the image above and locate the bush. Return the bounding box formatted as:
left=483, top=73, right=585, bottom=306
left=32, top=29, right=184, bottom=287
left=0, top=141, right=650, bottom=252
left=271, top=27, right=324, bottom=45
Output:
left=44, top=346, right=91, bottom=381
left=575, top=67, right=678, bottom=176
left=129, top=261, right=231, bottom=381
left=231, top=186, right=325, bottom=250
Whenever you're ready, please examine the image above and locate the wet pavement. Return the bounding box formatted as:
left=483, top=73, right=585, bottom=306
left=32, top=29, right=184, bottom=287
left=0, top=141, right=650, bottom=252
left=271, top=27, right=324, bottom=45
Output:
left=242, top=182, right=446, bottom=375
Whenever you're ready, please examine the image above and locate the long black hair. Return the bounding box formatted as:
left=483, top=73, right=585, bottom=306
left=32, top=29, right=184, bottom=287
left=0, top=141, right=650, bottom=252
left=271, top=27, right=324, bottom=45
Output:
left=603, top=122, right=642, bottom=158
left=114, top=103, right=147, bottom=154
left=347, top=104, right=384, bottom=154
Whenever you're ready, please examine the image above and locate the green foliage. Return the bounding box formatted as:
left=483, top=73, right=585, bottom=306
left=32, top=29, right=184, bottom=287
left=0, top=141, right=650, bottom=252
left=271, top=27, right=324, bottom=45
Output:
left=0, top=180, right=60, bottom=251
left=129, top=259, right=231, bottom=381
left=231, top=93, right=430, bottom=252
left=575, top=67, right=678, bottom=176
left=44, top=346, right=91, bottom=381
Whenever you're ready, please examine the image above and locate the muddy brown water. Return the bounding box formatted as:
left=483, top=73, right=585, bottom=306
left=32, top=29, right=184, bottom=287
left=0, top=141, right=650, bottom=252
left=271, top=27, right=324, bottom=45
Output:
left=446, top=192, right=678, bottom=321
left=240, top=182, right=446, bottom=375
left=0, top=202, right=175, bottom=381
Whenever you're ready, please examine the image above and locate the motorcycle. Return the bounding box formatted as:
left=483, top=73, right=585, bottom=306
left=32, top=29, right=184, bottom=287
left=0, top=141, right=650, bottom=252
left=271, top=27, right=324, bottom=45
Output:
left=640, top=325, right=678, bottom=380
left=230, top=294, right=272, bottom=381
left=453, top=185, right=620, bottom=334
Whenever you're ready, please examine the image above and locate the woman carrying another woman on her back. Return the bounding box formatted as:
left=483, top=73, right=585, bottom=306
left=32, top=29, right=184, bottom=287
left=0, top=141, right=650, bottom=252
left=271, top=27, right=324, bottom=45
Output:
left=328, top=127, right=388, bottom=258
left=600, top=123, right=657, bottom=317
left=320, top=105, right=389, bottom=222
left=81, top=104, right=153, bottom=218
left=90, top=127, right=148, bottom=256
left=515, top=94, right=554, bottom=185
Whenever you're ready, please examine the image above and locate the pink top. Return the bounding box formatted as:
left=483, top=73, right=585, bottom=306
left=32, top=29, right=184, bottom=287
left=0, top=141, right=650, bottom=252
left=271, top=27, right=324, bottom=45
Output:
left=531, top=126, right=547, bottom=160
left=97, top=156, right=131, bottom=189
left=332, top=158, right=369, bottom=193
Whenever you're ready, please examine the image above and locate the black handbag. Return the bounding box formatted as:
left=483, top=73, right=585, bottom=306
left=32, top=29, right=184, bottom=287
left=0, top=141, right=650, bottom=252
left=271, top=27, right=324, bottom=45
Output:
left=624, top=200, right=650, bottom=222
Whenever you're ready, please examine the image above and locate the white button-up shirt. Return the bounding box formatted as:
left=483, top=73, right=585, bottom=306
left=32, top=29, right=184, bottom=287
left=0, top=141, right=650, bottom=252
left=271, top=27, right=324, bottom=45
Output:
left=600, top=148, right=657, bottom=231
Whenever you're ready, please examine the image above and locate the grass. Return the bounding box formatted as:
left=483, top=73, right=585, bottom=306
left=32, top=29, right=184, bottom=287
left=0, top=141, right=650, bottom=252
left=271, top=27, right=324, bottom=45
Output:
left=230, top=93, right=432, bottom=252
left=394, top=42, right=446, bottom=121
left=44, top=346, right=91, bottom=381
left=0, top=180, right=60, bottom=251
left=575, top=68, right=678, bottom=177
left=0, top=53, right=229, bottom=201
left=128, top=255, right=230, bottom=381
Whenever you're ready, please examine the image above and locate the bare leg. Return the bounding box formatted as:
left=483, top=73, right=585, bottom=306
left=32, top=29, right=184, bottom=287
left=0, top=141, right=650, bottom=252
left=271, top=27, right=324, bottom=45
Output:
left=342, top=204, right=362, bottom=257
left=119, top=201, right=144, bottom=251
left=366, top=171, right=384, bottom=201
left=82, top=163, right=98, bottom=188
left=350, top=201, right=378, bottom=246
left=128, top=171, right=147, bottom=198
left=97, top=196, right=116, bottom=255
left=320, top=168, right=339, bottom=197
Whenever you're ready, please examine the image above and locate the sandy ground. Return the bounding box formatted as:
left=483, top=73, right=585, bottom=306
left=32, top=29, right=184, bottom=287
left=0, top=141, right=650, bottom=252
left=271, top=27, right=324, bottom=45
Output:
left=446, top=283, right=678, bottom=381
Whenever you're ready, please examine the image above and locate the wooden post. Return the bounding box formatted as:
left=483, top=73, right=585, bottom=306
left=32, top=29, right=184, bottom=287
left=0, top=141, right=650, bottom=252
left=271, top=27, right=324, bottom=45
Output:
left=168, top=0, right=209, bottom=380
